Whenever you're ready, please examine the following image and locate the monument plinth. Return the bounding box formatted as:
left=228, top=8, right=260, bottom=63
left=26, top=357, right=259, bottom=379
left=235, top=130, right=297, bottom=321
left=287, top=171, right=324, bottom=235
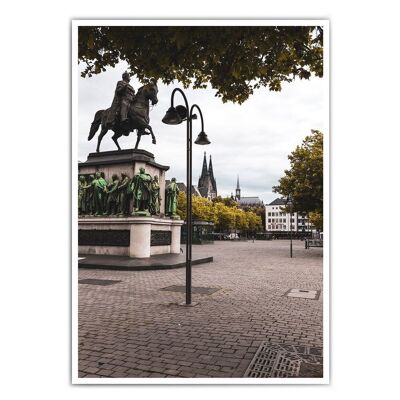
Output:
left=78, top=149, right=169, bottom=215
left=78, top=149, right=183, bottom=258
left=78, top=216, right=183, bottom=258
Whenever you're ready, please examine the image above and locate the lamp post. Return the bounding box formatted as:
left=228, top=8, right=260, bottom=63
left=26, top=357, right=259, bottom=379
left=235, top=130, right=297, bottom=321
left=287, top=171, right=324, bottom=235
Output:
left=162, top=88, right=210, bottom=305
left=287, top=195, right=293, bottom=258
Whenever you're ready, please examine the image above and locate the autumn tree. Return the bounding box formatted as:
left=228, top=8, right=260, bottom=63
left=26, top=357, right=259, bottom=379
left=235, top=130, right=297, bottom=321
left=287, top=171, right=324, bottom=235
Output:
left=273, top=130, right=323, bottom=230
left=309, top=211, right=323, bottom=232
left=176, top=191, right=187, bottom=220
left=246, top=211, right=263, bottom=233
left=78, top=26, right=323, bottom=103
left=192, top=196, right=214, bottom=221
left=241, top=204, right=266, bottom=229
left=177, top=192, right=262, bottom=234
left=212, top=196, right=238, bottom=207
left=213, top=202, right=235, bottom=232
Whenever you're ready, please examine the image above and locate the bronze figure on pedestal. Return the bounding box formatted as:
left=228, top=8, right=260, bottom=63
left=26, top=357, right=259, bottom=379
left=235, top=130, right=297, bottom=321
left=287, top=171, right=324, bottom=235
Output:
left=88, top=73, right=159, bottom=152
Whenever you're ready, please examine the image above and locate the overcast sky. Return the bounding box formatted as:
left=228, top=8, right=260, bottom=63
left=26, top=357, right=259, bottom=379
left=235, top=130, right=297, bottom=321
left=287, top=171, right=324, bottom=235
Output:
left=78, top=61, right=325, bottom=204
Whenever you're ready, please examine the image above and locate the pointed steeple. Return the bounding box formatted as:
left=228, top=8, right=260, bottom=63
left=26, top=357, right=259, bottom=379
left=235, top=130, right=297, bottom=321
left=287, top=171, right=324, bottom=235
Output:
left=201, top=151, right=208, bottom=177
left=208, top=154, right=214, bottom=177
left=198, top=151, right=208, bottom=188
left=208, top=155, right=217, bottom=192
left=235, top=175, right=241, bottom=200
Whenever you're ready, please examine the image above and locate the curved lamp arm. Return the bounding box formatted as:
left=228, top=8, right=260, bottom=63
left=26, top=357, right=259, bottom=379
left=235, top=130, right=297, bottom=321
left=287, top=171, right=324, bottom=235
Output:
left=171, top=88, right=189, bottom=111
left=190, top=104, right=204, bottom=131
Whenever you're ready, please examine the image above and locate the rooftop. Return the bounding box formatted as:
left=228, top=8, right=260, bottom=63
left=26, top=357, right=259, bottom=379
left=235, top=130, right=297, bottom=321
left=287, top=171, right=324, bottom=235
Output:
left=239, top=197, right=263, bottom=205
left=268, top=198, right=286, bottom=206
left=165, top=180, right=201, bottom=196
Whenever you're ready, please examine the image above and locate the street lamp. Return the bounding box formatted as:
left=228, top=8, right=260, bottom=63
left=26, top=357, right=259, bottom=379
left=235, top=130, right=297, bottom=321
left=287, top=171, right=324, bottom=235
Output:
left=162, top=88, right=210, bottom=305
left=287, top=195, right=293, bottom=258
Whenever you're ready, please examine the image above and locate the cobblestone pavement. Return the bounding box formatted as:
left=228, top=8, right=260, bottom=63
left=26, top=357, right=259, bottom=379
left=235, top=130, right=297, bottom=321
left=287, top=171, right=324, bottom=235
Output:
left=78, top=240, right=323, bottom=378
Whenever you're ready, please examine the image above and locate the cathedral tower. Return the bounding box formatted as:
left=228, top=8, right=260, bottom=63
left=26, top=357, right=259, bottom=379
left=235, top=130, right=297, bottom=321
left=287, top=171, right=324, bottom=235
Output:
left=197, top=152, right=217, bottom=199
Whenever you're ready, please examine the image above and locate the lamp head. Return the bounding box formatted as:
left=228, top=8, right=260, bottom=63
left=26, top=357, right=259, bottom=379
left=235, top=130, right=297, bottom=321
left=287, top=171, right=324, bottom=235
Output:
left=162, top=105, right=188, bottom=125
left=162, top=107, right=182, bottom=125
left=176, top=105, right=188, bottom=120
left=194, top=131, right=211, bottom=145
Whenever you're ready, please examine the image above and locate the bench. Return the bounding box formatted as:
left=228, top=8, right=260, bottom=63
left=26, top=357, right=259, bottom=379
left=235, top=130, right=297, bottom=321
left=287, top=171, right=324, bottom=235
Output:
left=305, top=239, right=323, bottom=249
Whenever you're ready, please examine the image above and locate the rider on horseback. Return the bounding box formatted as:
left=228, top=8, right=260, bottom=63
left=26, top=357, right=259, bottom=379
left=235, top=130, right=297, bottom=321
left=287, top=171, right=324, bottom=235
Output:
left=107, top=71, right=135, bottom=126
left=88, top=76, right=158, bottom=152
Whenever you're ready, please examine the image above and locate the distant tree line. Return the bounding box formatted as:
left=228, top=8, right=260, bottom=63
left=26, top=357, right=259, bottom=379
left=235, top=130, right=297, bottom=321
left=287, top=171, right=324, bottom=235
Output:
left=177, top=193, right=263, bottom=234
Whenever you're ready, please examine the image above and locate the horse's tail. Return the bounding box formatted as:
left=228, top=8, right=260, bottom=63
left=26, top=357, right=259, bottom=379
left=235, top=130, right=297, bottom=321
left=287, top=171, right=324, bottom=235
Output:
left=88, top=110, right=104, bottom=141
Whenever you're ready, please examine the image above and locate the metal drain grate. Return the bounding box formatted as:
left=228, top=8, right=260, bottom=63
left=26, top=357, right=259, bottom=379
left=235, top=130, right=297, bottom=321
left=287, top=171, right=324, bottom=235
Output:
left=78, top=279, right=122, bottom=286
left=244, top=343, right=323, bottom=378
left=284, top=288, right=320, bottom=300
left=160, top=285, right=220, bottom=295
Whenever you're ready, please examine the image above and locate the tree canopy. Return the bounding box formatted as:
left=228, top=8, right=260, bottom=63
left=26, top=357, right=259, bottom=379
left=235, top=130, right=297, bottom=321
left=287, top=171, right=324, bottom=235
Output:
left=273, top=130, right=323, bottom=229
left=78, top=26, right=323, bottom=103
left=177, top=192, right=263, bottom=233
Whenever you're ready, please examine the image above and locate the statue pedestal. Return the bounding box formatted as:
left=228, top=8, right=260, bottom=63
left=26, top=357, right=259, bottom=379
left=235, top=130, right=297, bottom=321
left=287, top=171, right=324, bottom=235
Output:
left=78, top=216, right=183, bottom=258
left=78, top=148, right=169, bottom=215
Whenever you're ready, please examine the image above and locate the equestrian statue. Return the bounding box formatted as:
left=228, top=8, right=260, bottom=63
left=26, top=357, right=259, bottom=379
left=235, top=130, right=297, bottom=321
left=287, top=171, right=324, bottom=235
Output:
left=88, top=72, right=159, bottom=152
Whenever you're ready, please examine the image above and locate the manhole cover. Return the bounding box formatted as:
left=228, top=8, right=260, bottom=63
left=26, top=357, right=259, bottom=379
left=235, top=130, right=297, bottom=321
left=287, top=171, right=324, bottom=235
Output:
left=284, top=288, right=320, bottom=300
left=78, top=279, right=122, bottom=286
left=160, top=285, right=220, bottom=295
left=244, top=343, right=323, bottom=378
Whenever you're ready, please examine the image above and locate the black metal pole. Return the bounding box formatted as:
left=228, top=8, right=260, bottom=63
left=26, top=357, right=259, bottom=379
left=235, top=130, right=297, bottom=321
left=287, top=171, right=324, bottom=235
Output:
left=186, top=113, right=192, bottom=305
left=290, top=210, right=293, bottom=258
left=166, top=91, right=207, bottom=305
left=186, top=104, right=205, bottom=305
left=170, top=88, right=192, bottom=305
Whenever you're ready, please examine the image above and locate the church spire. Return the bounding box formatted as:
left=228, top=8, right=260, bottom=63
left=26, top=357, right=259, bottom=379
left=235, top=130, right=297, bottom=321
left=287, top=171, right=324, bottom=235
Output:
left=235, top=175, right=241, bottom=200
left=208, top=154, right=214, bottom=177
left=198, top=151, right=208, bottom=188
left=201, top=151, right=208, bottom=178
left=208, top=154, right=217, bottom=192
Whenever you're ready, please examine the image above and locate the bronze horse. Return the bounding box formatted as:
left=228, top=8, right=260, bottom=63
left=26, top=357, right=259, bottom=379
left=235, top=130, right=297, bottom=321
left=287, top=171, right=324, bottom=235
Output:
left=88, top=82, right=159, bottom=152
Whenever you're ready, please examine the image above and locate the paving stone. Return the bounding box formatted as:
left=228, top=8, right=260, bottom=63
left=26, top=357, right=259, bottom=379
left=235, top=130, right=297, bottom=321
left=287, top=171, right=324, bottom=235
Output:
left=78, top=241, right=323, bottom=378
left=81, top=366, right=100, bottom=374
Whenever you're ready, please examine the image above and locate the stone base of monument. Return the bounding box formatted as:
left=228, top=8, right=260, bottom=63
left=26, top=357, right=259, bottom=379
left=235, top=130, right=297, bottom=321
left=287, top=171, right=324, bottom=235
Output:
left=78, top=148, right=169, bottom=215
left=78, top=216, right=184, bottom=258
left=78, top=252, right=213, bottom=271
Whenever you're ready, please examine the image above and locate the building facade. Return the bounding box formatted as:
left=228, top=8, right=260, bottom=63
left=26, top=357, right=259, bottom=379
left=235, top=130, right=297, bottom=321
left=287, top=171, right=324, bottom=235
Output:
left=265, top=198, right=313, bottom=232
